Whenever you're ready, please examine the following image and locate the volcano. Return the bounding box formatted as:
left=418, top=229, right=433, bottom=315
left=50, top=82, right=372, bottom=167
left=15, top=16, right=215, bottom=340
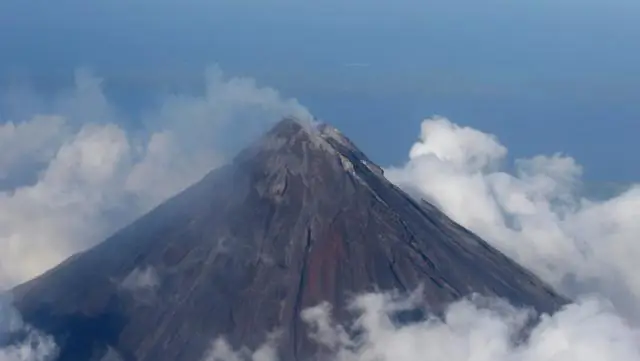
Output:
left=9, top=118, right=566, bottom=361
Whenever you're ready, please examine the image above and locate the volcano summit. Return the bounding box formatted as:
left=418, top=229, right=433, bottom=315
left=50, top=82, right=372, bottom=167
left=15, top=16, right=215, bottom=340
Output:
left=9, top=118, right=566, bottom=361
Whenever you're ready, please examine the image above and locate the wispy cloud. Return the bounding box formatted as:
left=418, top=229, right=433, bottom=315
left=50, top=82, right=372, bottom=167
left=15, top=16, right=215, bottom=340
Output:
left=120, top=266, right=160, bottom=292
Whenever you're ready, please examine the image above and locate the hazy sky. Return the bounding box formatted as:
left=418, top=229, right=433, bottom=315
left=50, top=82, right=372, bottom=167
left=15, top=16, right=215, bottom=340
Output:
left=1, top=0, right=639, bottom=181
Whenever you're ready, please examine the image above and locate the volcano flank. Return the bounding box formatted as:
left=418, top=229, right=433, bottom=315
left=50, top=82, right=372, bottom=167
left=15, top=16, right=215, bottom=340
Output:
left=9, top=118, right=567, bottom=361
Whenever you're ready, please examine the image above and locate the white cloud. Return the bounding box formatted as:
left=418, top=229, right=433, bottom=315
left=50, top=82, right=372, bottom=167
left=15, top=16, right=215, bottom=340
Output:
left=99, top=347, right=124, bottom=361
left=118, top=266, right=161, bottom=306
left=203, top=336, right=280, bottom=361
left=121, top=266, right=160, bottom=292
left=385, top=116, right=640, bottom=322
left=0, top=298, right=58, bottom=361
left=0, top=116, right=68, bottom=187
left=0, top=66, right=311, bottom=289
left=204, top=291, right=640, bottom=361
left=407, top=116, right=507, bottom=173
left=0, top=330, right=57, bottom=361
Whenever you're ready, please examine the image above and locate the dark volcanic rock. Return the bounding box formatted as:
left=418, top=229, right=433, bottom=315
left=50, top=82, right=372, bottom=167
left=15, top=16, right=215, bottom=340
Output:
left=9, top=118, right=567, bottom=361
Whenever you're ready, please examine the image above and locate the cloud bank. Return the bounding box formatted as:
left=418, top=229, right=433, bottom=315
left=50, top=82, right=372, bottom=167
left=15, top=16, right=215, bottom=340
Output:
left=205, top=290, right=640, bottom=361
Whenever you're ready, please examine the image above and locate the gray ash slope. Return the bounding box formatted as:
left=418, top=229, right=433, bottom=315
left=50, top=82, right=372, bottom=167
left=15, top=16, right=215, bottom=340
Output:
left=10, top=118, right=566, bottom=361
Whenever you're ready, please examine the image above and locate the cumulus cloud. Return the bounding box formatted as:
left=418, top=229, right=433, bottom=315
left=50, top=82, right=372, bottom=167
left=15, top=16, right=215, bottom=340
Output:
left=385, top=116, right=640, bottom=322
left=0, top=66, right=310, bottom=289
